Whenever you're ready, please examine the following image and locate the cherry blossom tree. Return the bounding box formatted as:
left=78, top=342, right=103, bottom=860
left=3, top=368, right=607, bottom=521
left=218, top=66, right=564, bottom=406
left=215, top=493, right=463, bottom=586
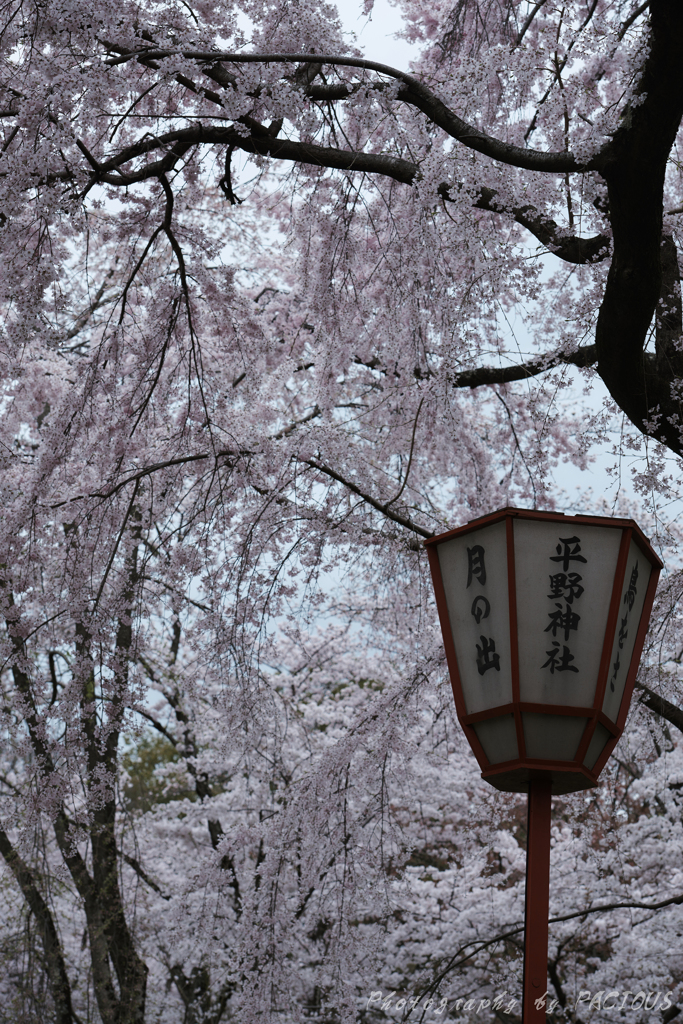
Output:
left=1, top=0, right=683, bottom=1021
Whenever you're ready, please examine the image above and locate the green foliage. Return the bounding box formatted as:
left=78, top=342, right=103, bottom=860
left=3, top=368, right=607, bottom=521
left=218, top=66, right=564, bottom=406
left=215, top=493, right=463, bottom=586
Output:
left=122, top=734, right=195, bottom=813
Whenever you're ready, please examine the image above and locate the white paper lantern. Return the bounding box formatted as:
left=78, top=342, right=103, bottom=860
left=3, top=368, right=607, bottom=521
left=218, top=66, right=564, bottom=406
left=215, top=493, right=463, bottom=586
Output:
left=426, top=508, right=661, bottom=794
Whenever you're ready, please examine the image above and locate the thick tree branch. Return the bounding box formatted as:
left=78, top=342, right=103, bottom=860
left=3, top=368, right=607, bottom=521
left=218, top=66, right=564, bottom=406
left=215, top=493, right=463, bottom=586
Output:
left=83, top=122, right=604, bottom=265
left=103, top=38, right=609, bottom=265
left=593, top=0, right=683, bottom=453
left=90, top=540, right=148, bottom=1024
left=450, top=344, right=597, bottom=389
left=465, top=186, right=610, bottom=265
left=618, top=1, right=651, bottom=41
left=514, top=0, right=550, bottom=48
left=102, top=48, right=587, bottom=172
left=0, top=830, right=77, bottom=1024
left=87, top=122, right=416, bottom=186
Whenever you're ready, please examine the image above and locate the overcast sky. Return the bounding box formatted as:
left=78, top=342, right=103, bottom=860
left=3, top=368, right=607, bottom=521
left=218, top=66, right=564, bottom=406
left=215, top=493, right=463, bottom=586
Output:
left=336, top=0, right=418, bottom=67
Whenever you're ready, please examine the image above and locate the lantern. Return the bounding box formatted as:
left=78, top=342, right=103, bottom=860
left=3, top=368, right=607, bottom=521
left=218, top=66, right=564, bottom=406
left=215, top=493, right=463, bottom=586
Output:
left=426, top=507, right=661, bottom=1021
left=425, top=507, right=661, bottom=796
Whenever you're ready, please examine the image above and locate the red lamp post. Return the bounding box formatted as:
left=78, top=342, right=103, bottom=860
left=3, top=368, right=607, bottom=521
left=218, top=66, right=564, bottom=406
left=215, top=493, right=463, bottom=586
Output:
left=425, top=507, right=661, bottom=1022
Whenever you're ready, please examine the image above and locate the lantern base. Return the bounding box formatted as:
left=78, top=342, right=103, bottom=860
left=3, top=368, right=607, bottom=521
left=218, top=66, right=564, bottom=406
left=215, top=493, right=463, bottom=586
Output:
left=481, top=765, right=598, bottom=796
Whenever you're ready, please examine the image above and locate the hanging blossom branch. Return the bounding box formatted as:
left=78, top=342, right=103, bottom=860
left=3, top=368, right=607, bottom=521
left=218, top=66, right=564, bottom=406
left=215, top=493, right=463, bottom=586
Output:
left=49, top=450, right=434, bottom=538
left=15, top=10, right=683, bottom=456
left=92, top=9, right=683, bottom=457
left=48, top=452, right=234, bottom=507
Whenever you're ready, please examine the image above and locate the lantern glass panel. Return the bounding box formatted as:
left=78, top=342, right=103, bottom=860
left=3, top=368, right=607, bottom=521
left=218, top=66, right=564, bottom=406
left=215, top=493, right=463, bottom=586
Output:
left=513, top=520, right=623, bottom=707
left=602, top=539, right=653, bottom=723
left=436, top=521, right=512, bottom=715
left=583, top=722, right=612, bottom=770
left=522, top=713, right=587, bottom=760
left=473, top=716, right=518, bottom=764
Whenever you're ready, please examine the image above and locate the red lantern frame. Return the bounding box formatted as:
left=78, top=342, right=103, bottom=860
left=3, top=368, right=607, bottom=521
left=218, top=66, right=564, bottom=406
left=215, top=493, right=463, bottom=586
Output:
left=425, top=507, right=662, bottom=795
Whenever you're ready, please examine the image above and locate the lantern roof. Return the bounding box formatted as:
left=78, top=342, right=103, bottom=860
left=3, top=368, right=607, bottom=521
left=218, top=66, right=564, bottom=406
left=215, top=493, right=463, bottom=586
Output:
left=426, top=506, right=663, bottom=564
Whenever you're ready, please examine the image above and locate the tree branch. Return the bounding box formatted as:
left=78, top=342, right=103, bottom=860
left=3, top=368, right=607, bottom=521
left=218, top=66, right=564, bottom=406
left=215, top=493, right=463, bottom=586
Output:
left=423, top=889, right=683, bottom=995
left=618, top=1, right=650, bottom=41
left=48, top=451, right=222, bottom=508
left=0, top=830, right=77, bottom=1024
left=80, top=119, right=607, bottom=266
left=302, top=458, right=434, bottom=538
left=593, top=0, right=683, bottom=453
left=462, top=185, right=610, bottom=265
left=132, top=704, right=179, bottom=744
left=122, top=852, right=170, bottom=900
left=164, top=689, right=241, bottom=911
left=450, top=344, right=597, bottom=388
left=102, top=48, right=588, bottom=172
left=513, top=0, right=549, bottom=48
left=634, top=680, right=683, bottom=735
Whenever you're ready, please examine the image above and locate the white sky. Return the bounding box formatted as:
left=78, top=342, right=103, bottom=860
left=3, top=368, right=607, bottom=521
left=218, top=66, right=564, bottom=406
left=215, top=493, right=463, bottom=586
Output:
left=336, top=0, right=419, bottom=66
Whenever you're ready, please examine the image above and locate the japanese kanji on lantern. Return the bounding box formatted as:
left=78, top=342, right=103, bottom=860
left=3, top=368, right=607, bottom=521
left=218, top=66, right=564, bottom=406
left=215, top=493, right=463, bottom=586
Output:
left=425, top=508, right=662, bottom=795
